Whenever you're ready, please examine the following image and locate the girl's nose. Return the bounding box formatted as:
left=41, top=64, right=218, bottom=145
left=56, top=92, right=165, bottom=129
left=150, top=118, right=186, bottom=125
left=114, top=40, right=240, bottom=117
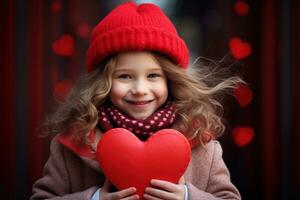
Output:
left=131, top=81, right=148, bottom=95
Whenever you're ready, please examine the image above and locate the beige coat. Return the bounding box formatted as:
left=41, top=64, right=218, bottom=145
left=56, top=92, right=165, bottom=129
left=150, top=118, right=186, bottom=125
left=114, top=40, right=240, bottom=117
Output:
left=31, top=136, right=241, bottom=200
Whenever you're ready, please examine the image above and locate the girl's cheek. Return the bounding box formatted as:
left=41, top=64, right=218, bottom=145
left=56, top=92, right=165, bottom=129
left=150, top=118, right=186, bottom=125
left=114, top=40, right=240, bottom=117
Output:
left=110, top=82, right=128, bottom=98
left=153, top=81, right=168, bottom=95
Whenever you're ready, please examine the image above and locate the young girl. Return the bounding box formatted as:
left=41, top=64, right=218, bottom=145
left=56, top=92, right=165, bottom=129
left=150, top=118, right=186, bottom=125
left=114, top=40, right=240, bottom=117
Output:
left=31, top=2, right=242, bottom=200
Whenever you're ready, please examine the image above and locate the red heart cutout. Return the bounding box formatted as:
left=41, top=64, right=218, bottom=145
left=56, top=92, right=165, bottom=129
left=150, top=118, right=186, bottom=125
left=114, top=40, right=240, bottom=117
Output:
left=52, top=34, right=74, bottom=56
left=97, top=128, right=191, bottom=198
left=233, top=84, right=253, bottom=107
left=232, top=126, right=254, bottom=147
left=229, top=37, right=252, bottom=59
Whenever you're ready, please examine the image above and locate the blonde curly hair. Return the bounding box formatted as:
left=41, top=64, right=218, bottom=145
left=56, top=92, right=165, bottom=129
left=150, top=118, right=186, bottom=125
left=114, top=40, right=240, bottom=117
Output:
left=43, top=52, right=244, bottom=147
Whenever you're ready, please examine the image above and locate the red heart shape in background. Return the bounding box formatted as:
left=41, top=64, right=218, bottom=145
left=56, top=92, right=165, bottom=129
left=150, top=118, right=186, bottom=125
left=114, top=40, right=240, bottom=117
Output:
left=97, top=128, right=191, bottom=199
left=233, top=84, right=253, bottom=107
left=229, top=37, right=252, bottom=59
left=232, top=126, right=254, bottom=147
left=52, top=34, right=74, bottom=56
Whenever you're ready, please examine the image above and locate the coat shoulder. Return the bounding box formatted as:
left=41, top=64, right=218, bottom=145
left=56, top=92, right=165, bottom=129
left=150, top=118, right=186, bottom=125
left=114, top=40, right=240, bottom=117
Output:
left=191, top=140, right=222, bottom=160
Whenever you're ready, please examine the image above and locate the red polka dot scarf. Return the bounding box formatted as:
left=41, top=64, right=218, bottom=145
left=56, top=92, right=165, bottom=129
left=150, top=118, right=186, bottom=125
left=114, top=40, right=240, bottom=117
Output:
left=98, top=101, right=176, bottom=140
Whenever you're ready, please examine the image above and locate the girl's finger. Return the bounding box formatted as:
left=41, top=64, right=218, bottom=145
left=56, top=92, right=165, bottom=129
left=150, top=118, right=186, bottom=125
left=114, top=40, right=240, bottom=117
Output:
left=110, top=187, right=137, bottom=199
left=150, top=179, right=177, bottom=192
left=144, top=187, right=172, bottom=199
left=122, top=194, right=140, bottom=200
left=143, top=193, right=162, bottom=200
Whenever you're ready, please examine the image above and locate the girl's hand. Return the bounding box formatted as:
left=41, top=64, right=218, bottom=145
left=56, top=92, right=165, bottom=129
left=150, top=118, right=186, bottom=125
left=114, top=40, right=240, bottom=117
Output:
left=100, top=178, right=139, bottom=200
left=143, top=176, right=186, bottom=200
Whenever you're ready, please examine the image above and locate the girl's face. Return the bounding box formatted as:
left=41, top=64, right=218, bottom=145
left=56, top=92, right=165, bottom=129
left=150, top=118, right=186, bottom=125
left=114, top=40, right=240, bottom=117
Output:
left=109, top=51, right=168, bottom=120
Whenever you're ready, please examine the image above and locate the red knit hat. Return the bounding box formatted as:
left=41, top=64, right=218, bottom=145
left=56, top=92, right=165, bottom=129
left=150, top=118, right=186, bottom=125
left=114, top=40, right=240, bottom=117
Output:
left=86, top=1, right=189, bottom=72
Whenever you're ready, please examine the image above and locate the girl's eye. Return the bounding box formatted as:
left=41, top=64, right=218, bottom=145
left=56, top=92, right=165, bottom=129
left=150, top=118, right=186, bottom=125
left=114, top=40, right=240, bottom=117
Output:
left=148, top=73, right=161, bottom=79
left=117, top=74, right=131, bottom=79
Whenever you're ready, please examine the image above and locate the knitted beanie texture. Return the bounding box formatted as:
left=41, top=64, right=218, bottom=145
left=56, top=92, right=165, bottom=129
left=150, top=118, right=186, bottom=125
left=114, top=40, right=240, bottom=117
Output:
left=86, top=1, right=189, bottom=72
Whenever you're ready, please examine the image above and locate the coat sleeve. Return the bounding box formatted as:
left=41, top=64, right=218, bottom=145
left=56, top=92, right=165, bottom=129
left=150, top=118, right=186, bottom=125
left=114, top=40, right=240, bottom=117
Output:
left=187, top=141, right=241, bottom=200
left=30, top=136, right=99, bottom=200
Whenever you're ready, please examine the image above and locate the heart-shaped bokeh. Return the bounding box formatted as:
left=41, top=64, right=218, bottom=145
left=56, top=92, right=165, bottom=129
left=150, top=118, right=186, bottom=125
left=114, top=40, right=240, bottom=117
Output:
left=232, top=126, right=254, bottom=147
left=52, top=34, right=74, bottom=56
left=97, top=128, right=191, bottom=199
left=229, top=37, right=252, bottom=59
left=234, top=84, right=253, bottom=107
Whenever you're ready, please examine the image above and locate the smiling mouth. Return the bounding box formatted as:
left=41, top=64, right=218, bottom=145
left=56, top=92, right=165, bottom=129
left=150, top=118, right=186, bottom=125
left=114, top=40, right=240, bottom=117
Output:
left=126, top=100, right=154, bottom=105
